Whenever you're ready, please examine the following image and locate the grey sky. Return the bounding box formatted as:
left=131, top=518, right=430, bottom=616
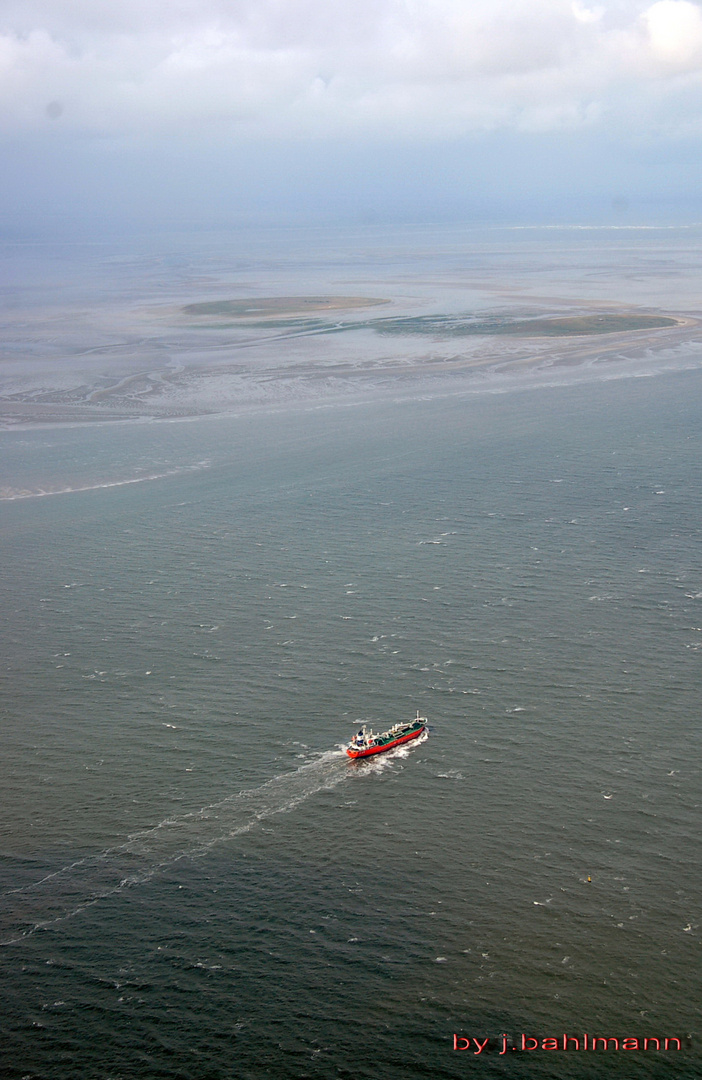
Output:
left=2, top=0, right=702, bottom=231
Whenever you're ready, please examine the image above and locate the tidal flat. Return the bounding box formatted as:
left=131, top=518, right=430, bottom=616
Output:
left=2, top=224, right=702, bottom=428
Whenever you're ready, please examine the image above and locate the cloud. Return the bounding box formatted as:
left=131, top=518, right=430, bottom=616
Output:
left=643, top=0, right=702, bottom=67
left=1, top=0, right=702, bottom=141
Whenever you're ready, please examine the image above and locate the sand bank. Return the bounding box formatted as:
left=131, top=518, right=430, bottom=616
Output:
left=1, top=293, right=698, bottom=429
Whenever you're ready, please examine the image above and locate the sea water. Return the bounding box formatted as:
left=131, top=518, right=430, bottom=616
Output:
left=1, top=229, right=701, bottom=1079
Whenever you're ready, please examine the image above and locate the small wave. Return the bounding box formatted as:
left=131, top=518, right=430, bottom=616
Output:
left=0, top=461, right=211, bottom=501
left=418, top=532, right=455, bottom=545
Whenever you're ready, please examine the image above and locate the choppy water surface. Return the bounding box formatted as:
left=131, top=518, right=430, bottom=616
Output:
left=1, top=353, right=701, bottom=1075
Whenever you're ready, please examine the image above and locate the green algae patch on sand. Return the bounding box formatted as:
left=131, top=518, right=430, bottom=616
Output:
left=182, top=296, right=390, bottom=319
left=372, top=313, right=680, bottom=338
left=493, top=313, right=680, bottom=335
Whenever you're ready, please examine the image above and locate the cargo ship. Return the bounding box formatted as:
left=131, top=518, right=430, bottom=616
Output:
left=346, top=712, right=427, bottom=759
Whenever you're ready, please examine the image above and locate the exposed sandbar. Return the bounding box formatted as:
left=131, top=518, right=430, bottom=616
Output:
left=182, top=296, right=390, bottom=319
left=373, top=313, right=681, bottom=337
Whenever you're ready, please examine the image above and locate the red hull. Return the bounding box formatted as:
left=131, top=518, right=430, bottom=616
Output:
left=346, top=725, right=425, bottom=759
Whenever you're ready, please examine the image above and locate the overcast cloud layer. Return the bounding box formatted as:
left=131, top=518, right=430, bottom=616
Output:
left=2, top=0, right=702, bottom=139
left=2, top=1, right=702, bottom=230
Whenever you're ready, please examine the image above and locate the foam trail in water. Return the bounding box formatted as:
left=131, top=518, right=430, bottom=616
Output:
left=0, top=749, right=348, bottom=945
